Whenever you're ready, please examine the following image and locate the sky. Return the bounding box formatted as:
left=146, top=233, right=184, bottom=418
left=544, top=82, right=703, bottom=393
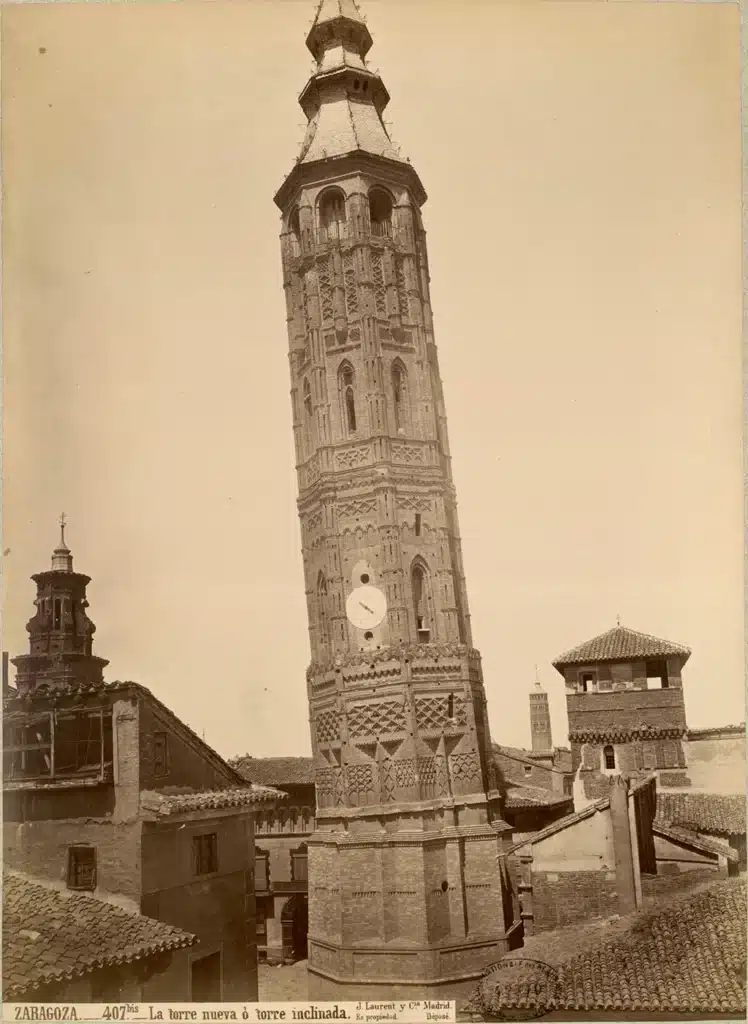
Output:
left=3, top=0, right=743, bottom=761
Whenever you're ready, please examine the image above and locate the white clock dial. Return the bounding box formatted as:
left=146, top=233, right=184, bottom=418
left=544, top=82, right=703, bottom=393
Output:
left=346, top=585, right=387, bottom=630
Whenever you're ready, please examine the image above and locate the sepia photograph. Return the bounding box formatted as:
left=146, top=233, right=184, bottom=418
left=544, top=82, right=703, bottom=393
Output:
left=2, top=0, right=745, bottom=1019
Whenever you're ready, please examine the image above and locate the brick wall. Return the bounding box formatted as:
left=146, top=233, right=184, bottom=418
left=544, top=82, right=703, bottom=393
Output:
left=568, top=688, right=687, bottom=736
left=531, top=869, right=619, bottom=931
left=140, top=812, right=257, bottom=1001
left=138, top=699, right=238, bottom=793
left=3, top=818, right=142, bottom=911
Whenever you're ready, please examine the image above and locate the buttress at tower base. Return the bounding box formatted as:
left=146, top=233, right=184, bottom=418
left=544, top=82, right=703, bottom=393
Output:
left=305, top=644, right=521, bottom=997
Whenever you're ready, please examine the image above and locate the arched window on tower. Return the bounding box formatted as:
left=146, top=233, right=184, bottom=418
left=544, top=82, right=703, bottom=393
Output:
left=603, top=745, right=616, bottom=771
left=302, top=378, right=313, bottom=454
left=391, top=359, right=407, bottom=434
left=288, top=206, right=301, bottom=256
left=319, top=188, right=347, bottom=242
left=411, top=560, right=431, bottom=643
left=369, top=188, right=393, bottom=238
left=317, top=572, right=330, bottom=655
left=338, top=362, right=357, bottom=435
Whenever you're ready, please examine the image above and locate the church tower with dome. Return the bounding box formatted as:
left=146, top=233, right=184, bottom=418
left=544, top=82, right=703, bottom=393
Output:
left=274, top=0, right=519, bottom=995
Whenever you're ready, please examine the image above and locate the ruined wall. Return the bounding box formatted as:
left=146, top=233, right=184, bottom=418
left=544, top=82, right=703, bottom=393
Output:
left=684, top=730, right=745, bottom=793
left=138, top=699, right=238, bottom=793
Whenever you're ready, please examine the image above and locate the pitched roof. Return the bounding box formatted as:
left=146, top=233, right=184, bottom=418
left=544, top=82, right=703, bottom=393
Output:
left=552, top=626, right=691, bottom=669
left=652, top=819, right=738, bottom=862
left=503, top=784, right=572, bottom=810
left=230, top=755, right=316, bottom=787
left=140, top=785, right=285, bottom=817
left=510, top=775, right=656, bottom=854
left=656, top=792, right=746, bottom=836
left=476, top=877, right=746, bottom=1016
left=3, top=871, right=195, bottom=999
left=493, top=743, right=569, bottom=777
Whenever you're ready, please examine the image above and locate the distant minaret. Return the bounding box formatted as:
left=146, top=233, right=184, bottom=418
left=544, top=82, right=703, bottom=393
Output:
left=530, top=667, right=553, bottom=752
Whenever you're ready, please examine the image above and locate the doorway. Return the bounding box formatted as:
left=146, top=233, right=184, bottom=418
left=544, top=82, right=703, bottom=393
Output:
left=191, top=951, right=221, bottom=1001
left=281, top=895, right=308, bottom=961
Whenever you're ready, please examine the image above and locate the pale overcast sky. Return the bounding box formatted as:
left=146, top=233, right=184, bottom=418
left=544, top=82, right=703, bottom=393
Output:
left=4, top=0, right=742, bottom=760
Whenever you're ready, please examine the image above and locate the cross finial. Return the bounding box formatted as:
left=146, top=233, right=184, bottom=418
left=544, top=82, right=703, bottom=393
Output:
left=59, top=512, right=67, bottom=545
left=616, top=613, right=621, bottom=627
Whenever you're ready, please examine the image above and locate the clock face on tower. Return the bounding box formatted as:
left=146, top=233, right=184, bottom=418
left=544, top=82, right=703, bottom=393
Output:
left=346, top=585, right=387, bottom=631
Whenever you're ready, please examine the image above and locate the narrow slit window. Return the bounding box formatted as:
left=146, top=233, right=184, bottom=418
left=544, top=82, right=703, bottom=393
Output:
left=415, top=513, right=421, bottom=536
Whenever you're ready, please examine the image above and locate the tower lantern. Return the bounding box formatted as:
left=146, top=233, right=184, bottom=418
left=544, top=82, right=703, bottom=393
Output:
left=275, top=0, right=517, bottom=997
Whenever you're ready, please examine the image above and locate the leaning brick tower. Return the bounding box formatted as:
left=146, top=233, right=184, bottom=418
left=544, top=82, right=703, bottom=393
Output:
left=274, top=0, right=518, bottom=996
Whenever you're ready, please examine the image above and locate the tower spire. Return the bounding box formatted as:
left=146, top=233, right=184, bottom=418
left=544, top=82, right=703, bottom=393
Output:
left=51, top=513, right=73, bottom=572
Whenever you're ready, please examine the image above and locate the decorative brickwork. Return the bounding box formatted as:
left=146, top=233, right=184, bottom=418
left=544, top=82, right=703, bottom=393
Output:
left=275, top=0, right=515, bottom=992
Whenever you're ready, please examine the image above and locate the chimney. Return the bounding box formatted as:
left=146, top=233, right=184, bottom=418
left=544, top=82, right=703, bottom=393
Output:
left=609, top=775, right=637, bottom=917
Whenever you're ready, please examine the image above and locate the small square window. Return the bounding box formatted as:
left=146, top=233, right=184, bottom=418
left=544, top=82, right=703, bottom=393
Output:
left=153, top=731, right=169, bottom=778
left=67, top=846, right=96, bottom=891
left=193, top=833, right=218, bottom=875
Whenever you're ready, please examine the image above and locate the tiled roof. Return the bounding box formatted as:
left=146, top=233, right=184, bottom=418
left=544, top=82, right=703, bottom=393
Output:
left=493, top=744, right=569, bottom=776
left=656, top=792, right=746, bottom=836
left=503, top=784, right=572, bottom=810
left=230, top=755, right=316, bottom=787
left=652, top=820, right=738, bottom=862
left=553, top=626, right=691, bottom=669
left=687, top=723, right=745, bottom=739
left=3, top=871, right=195, bottom=999
left=510, top=775, right=656, bottom=854
left=140, top=785, right=285, bottom=816
left=476, top=877, right=746, bottom=1016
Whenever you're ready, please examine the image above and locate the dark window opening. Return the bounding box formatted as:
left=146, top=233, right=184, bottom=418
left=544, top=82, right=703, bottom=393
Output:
left=3, top=709, right=111, bottom=782
left=447, top=693, right=454, bottom=719
left=53, top=599, right=62, bottom=630
left=255, top=849, right=270, bottom=892
left=440, top=880, right=448, bottom=893
left=412, top=563, right=430, bottom=642
left=364, top=631, right=373, bottom=640
left=603, top=745, right=616, bottom=770
left=645, top=659, right=669, bottom=689
left=360, top=573, right=370, bottom=584
left=392, top=362, right=406, bottom=432
left=523, top=765, right=532, bottom=777
left=414, top=513, right=421, bottom=536
left=319, top=189, right=346, bottom=241
left=580, top=672, right=595, bottom=693
left=153, top=731, right=168, bottom=778
left=67, top=846, right=96, bottom=891
left=303, top=378, right=312, bottom=418
left=193, top=833, right=218, bottom=875
left=345, top=388, right=356, bottom=432
left=291, top=844, right=308, bottom=882
left=369, top=187, right=393, bottom=238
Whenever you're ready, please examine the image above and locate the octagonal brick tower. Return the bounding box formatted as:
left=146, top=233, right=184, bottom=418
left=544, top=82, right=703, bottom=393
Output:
left=274, top=0, right=518, bottom=996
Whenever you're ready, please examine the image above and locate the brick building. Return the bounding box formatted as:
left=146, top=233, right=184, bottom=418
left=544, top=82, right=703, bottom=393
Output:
left=553, top=625, right=692, bottom=800
left=231, top=756, right=316, bottom=964
left=273, top=0, right=519, bottom=997
left=3, top=526, right=284, bottom=1001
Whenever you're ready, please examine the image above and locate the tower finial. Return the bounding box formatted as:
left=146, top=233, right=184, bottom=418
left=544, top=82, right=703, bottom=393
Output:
left=51, top=514, right=73, bottom=571
left=616, top=613, right=621, bottom=627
